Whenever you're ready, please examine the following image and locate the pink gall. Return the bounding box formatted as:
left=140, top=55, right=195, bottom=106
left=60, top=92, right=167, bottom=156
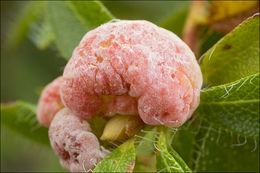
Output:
left=60, top=20, right=202, bottom=127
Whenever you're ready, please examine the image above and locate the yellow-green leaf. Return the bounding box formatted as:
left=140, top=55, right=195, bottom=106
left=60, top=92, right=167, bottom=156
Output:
left=156, top=128, right=191, bottom=173
left=200, top=14, right=259, bottom=86
left=93, top=138, right=136, bottom=172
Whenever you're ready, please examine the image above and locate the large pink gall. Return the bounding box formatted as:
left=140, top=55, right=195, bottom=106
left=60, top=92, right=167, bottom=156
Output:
left=60, top=20, right=202, bottom=127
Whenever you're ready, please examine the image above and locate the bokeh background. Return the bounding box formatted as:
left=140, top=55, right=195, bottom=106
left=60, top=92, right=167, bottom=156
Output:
left=1, top=1, right=190, bottom=171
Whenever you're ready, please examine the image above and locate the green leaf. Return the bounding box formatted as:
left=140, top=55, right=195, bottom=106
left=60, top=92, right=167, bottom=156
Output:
left=1, top=101, right=49, bottom=146
left=197, top=73, right=259, bottom=138
left=135, top=126, right=157, bottom=154
left=93, top=138, right=136, bottom=172
left=168, top=143, right=192, bottom=172
left=6, top=1, right=46, bottom=50
left=191, top=120, right=259, bottom=172
left=28, top=13, right=54, bottom=50
left=46, top=2, right=88, bottom=59
left=189, top=13, right=260, bottom=172
left=191, top=73, right=259, bottom=172
left=134, top=126, right=157, bottom=172
left=47, top=1, right=114, bottom=59
left=159, top=7, right=189, bottom=37
left=198, top=27, right=224, bottom=56
left=102, top=1, right=189, bottom=24
left=200, top=14, right=259, bottom=86
left=170, top=123, right=196, bottom=167
left=70, top=1, right=114, bottom=30
left=156, top=128, right=191, bottom=173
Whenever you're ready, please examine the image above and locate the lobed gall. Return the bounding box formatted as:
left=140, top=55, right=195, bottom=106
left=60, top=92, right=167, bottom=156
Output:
left=37, top=77, right=63, bottom=127
left=49, top=108, right=107, bottom=172
left=60, top=20, right=202, bottom=127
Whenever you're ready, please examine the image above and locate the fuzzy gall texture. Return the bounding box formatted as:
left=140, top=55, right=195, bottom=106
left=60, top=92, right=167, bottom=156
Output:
left=49, top=108, right=107, bottom=172
left=60, top=20, right=202, bottom=127
left=37, top=77, right=63, bottom=127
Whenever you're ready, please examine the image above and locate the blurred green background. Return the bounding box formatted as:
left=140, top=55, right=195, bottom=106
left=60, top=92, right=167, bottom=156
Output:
left=1, top=1, right=190, bottom=172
